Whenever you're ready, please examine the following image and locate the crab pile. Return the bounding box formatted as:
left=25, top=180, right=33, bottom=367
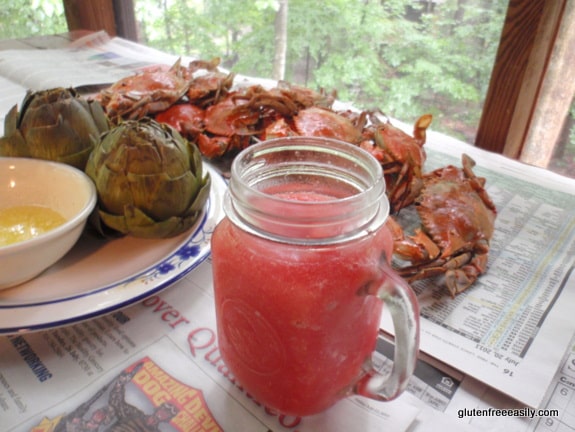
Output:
left=92, top=58, right=497, bottom=296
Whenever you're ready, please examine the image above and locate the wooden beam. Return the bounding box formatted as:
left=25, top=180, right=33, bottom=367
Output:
left=112, top=0, right=138, bottom=41
left=63, top=0, right=117, bottom=36
left=520, top=0, right=574, bottom=168
left=474, top=0, right=565, bottom=159
left=63, top=0, right=138, bottom=41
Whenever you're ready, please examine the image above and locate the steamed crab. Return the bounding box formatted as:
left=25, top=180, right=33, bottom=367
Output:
left=268, top=80, right=336, bottom=109
left=361, top=112, right=432, bottom=213
left=186, top=58, right=235, bottom=107
left=98, top=59, right=192, bottom=122
left=157, top=84, right=339, bottom=159
left=155, top=103, right=206, bottom=141
left=387, top=154, right=497, bottom=297
left=98, top=57, right=230, bottom=122
left=264, top=106, right=365, bottom=143
left=153, top=87, right=260, bottom=158
left=265, top=108, right=431, bottom=213
left=194, top=89, right=260, bottom=158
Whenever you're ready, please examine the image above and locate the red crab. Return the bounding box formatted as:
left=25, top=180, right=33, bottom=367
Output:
left=157, top=85, right=337, bottom=159
left=98, top=59, right=192, bottom=122
left=387, top=154, right=497, bottom=297
left=186, top=57, right=235, bottom=107
left=361, top=112, right=432, bottom=213
left=155, top=103, right=205, bottom=140
left=152, top=86, right=262, bottom=158
left=264, top=106, right=365, bottom=144
left=195, top=91, right=259, bottom=158
left=271, top=81, right=337, bottom=109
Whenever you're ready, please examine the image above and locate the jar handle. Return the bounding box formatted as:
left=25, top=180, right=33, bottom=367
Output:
left=354, top=258, right=420, bottom=401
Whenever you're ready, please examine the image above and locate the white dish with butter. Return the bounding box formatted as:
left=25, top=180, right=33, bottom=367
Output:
left=0, top=157, right=97, bottom=289
left=0, top=163, right=226, bottom=334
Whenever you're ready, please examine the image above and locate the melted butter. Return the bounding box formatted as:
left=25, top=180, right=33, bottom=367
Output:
left=0, top=205, right=67, bottom=247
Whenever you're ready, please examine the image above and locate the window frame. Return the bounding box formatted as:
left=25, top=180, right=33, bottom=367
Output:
left=62, top=0, right=137, bottom=41
left=475, top=0, right=573, bottom=168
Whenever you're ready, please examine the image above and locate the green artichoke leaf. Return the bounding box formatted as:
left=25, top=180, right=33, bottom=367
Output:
left=189, top=139, right=205, bottom=177
left=93, top=174, right=132, bottom=217
left=23, top=113, right=96, bottom=163
left=0, top=129, right=28, bottom=157
left=0, top=87, right=110, bottom=170
left=187, top=175, right=211, bottom=214
left=2, top=104, right=19, bottom=136
left=124, top=171, right=198, bottom=220
left=58, top=145, right=97, bottom=169
left=86, top=118, right=211, bottom=238
left=0, top=105, right=28, bottom=157
left=98, top=204, right=203, bottom=239
left=88, top=100, right=111, bottom=134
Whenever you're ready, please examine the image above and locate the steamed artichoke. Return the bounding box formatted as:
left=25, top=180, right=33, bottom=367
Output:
left=0, top=87, right=110, bottom=169
left=85, top=118, right=211, bottom=238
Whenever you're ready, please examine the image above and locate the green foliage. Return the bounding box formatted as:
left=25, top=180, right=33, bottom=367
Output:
left=0, top=0, right=66, bottom=39
left=0, top=0, right=506, bottom=143
left=134, top=0, right=505, bottom=141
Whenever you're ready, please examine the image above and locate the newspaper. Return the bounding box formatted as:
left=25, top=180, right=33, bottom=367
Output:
left=0, top=32, right=182, bottom=136
left=380, top=130, right=575, bottom=409
left=0, top=31, right=574, bottom=431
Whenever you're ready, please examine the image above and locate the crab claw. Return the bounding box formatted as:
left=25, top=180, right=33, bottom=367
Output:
left=444, top=252, right=487, bottom=297
left=445, top=269, right=476, bottom=298
left=197, top=134, right=230, bottom=158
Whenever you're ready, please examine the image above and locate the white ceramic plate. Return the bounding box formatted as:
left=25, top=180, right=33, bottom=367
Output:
left=0, top=165, right=226, bottom=334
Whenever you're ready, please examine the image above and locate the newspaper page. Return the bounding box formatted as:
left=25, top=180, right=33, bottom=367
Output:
left=0, top=31, right=186, bottom=136
left=381, top=130, right=575, bottom=409
left=0, top=30, right=180, bottom=90
left=527, top=332, right=575, bottom=431
left=377, top=329, right=574, bottom=432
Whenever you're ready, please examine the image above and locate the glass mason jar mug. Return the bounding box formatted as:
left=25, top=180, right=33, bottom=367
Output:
left=211, top=137, right=420, bottom=417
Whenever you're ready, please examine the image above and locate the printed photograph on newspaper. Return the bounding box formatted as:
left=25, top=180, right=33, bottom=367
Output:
left=30, top=357, right=222, bottom=432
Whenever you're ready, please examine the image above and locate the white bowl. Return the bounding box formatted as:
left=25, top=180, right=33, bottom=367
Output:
left=0, top=157, right=97, bottom=289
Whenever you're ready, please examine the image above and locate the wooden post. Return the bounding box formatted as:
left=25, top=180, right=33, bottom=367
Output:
left=112, top=0, right=138, bottom=41
left=63, top=0, right=118, bottom=36
left=475, top=0, right=569, bottom=163
left=520, top=0, right=575, bottom=168
left=63, top=0, right=138, bottom=41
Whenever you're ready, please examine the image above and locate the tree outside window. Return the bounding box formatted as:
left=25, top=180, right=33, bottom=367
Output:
left=0, top=0, right=573, bottom=178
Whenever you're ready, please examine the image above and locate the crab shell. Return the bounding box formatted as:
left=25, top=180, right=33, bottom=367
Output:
left=196, top=93, right=358, bottom=159
left=99, top=60, right=191, bottom=122
left=362, top=113, right=432, bottom=213
left=416, top=178, right=495, bottom=265
left=155, top=103, right=205, bottom=139
left=186, top=70, right=235, bottom=107
left=198, top=93, right=261, bottom=158
left=390, top=154, right=497, bottom=297
left=264, top=106, right=364, bottom=144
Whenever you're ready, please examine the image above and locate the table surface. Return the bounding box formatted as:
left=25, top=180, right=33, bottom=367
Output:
left=1, top=32, right=574, bottom=432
